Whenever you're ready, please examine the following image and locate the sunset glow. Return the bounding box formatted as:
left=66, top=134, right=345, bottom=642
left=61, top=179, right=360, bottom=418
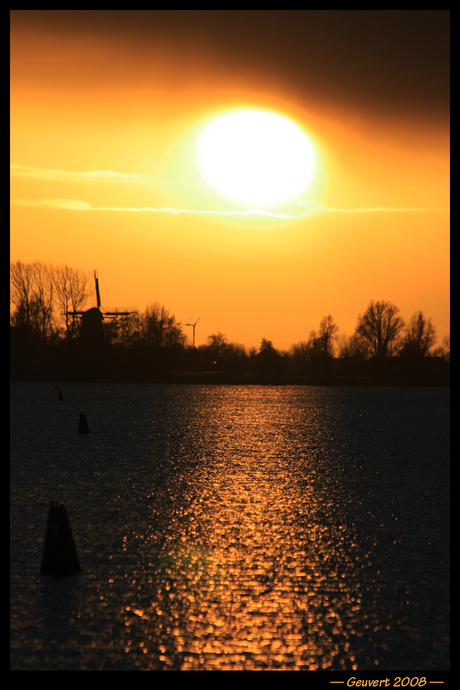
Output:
left=10, top=11, right=450, bottom=351
left=10, top=12, right=450, bottom=676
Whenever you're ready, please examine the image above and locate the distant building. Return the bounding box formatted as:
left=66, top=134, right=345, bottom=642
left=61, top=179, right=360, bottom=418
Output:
left=79, top=307, right=105, bottom=350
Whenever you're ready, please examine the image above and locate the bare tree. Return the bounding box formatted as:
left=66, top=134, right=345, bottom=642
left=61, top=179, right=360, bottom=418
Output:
left=336, top=333, right=351, bottom=358
left=289, top=339, right=309, bottom=359
left=208, top=332, right=228, bottom=353
left=260, top=338, right=276, bottom=353
left=10, top=260, right=57, bottom=348
left=433, top=334, right=450, bottom=361
left=336, top=332, right=367, bottom=359
left=355, top=300, right=405, bottom=358
left=31, top=262, right=55, bottom=347
left=140, top=302, right=186, bottom=349
left=293, top=316, right=339, bottom=363
left=10, top=260, right=34, bottom=327
left=400, top=311, right=437, bottom=357
left=105, top=312, right=141, bottom=349
left=317, top=315, right=339, bottom=358
left=52, top=264, right=89, bottom=335
left=288, top=339, right=310, bottom=374
left=441, top=334, right=450, bottom=361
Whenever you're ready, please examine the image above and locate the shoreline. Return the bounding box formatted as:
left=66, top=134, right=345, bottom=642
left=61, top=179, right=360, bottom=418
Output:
left=11, top=371, right=450, bottom=387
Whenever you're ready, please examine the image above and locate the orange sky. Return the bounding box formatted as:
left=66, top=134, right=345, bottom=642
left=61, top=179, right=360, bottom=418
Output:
left=10, top=11, right=449, bottom=351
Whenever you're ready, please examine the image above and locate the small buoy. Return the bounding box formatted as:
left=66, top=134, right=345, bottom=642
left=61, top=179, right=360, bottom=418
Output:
left=58, top=391, right=64, bottom=401
left=78, top=413, right=90, bottom=434
left=40, top=501, right=80, bottom=576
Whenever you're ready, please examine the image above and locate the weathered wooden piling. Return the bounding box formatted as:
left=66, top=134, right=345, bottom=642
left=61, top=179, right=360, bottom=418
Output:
left=40, top=501, right=81, bottom=576
left=78, top=413, right=90, bottom=434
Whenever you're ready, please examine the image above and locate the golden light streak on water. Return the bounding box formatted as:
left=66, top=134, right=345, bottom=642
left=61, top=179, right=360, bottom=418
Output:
left=135, top=389, right=363, bottom=670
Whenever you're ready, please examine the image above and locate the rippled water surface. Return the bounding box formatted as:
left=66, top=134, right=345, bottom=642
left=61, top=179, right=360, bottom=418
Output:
left=10, top=383, right=449, bottom=670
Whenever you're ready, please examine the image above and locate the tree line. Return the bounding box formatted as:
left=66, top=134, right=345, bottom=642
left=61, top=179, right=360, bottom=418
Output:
left=10, top=260, right=449, bottom=384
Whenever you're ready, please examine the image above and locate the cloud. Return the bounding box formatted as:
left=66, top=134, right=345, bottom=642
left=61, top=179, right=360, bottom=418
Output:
left=318, top=206, right=447, bottom=214
left=11, top=164, right=447, bottom=217
left=11, top=197, right=296, bottom=218
left=13, top=198, right=93, bottom=210
left=10, top=164, right=164, bottom=184
left=11, top=196, right=447, bottom=218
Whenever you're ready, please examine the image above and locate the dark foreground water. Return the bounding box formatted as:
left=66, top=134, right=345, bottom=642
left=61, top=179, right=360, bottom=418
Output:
left=10, top=383, right=449, bottom=671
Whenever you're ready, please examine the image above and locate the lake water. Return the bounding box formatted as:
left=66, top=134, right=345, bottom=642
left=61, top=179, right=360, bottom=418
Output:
left=10, top=383, right=449, bottom=671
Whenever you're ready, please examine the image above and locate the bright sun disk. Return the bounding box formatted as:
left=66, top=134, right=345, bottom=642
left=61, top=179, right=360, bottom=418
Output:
left=198, top=110, right=316, bottom=206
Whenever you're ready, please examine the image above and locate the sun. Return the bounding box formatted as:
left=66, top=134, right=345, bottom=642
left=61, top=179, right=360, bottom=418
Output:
left=197, top=109, right=316, bottom=206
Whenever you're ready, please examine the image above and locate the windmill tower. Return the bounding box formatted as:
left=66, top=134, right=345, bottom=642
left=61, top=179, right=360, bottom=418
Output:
left=64, top=271, right=137, bottom=349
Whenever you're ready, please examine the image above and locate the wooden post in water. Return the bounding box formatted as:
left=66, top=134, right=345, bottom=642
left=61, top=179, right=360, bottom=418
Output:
left=78, top=413, right=90, bottom=433
left=40, top=501, right=81, bottom=576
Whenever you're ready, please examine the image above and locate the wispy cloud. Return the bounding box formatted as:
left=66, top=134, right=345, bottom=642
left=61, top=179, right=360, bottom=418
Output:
left=11, top=164, right=447, bottom=218
left=10, top=164, right=164, bottom=184
left=11, top=198, right=296, bottom=218
left=11, top=197, right=447, bottom=219
left=317, top=206, right=447, bottom=214
left=13, top=198, right=93, bottom=211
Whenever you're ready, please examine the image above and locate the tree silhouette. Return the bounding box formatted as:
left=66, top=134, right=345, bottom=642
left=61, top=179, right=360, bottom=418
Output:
left=400, top=310, right=437, bottom=358
left=438, top=334, right=450, bottom=361
left=355, top=300, right=405, bottom=358
left=317, top=315, right=339, bottom=358
left=10, top=261, right=35, bottom=331
left=208, top=332, right=228, bottom=353
left=260, top=338, right=276, bottom=353
left=10, top=261, right=57, bottom=350
left=290, top=316, right=338, bottom=371
left=52, top=264, right=89, bottom=337
left=140, top=302, right=186, bottom=350
left=336, top=332, right=367, bottom=359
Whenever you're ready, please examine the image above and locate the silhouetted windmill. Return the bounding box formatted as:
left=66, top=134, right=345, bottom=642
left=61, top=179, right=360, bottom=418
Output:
left=64, top=271, right=137, bottom=347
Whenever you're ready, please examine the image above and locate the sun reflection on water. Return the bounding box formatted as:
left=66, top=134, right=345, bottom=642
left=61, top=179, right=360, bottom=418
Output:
left=139, top=387, right=363, bottom=670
